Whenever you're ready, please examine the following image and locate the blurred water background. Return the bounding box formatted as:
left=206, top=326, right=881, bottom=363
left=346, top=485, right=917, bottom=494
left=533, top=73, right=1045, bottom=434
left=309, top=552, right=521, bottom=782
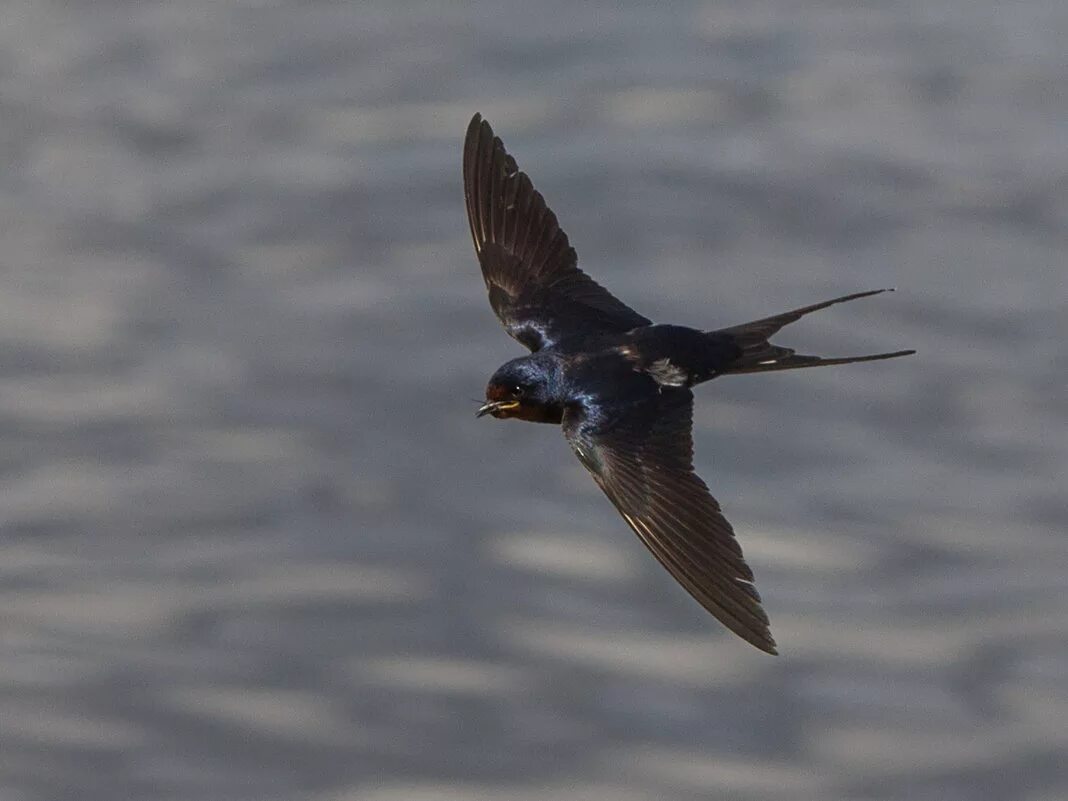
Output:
left=0, top=1, right=1066, bottom=800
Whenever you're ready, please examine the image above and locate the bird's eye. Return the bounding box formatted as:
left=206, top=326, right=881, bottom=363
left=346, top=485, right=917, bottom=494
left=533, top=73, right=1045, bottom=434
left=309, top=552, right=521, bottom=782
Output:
left=512, top=385, right=525, bottom=398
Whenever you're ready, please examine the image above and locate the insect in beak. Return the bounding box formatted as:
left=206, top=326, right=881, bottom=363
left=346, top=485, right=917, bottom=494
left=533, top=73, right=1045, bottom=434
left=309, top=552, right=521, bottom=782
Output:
left=476, top=400, right=520, bottom=418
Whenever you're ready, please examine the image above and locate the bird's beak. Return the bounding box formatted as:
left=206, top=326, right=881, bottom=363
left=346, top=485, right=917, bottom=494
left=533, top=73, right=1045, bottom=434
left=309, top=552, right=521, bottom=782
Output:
left=476, top=400, right=520, bottom=418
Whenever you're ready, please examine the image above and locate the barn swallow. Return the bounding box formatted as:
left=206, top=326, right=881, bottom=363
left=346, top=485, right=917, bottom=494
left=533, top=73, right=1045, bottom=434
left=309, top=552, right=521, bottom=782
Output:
left=464, top=113, right=914, bottom=654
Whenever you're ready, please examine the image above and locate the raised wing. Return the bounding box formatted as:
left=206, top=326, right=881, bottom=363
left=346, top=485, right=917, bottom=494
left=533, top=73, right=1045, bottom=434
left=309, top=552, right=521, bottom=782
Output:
left=463, top=113, right=650, bottom=351
left=563, top=387, right=776, bottom=654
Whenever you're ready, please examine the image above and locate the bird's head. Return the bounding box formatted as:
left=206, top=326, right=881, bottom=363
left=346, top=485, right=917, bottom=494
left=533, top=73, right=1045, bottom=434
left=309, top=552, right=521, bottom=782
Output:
left=476, top=356, right=563, bottom=424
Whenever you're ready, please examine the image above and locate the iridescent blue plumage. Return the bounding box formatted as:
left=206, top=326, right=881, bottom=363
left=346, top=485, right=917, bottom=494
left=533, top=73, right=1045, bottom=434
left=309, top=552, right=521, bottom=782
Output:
left=466, top=113, right=914, bottom=654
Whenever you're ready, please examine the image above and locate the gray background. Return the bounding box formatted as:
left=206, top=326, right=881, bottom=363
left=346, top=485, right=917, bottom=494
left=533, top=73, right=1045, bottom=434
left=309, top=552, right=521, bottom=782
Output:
left=1, top=1, right=1066, bottom=800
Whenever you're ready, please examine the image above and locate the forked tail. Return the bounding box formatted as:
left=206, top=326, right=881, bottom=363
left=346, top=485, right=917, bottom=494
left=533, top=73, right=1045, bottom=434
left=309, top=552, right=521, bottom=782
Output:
left=715, top=289, right=915, bottom=375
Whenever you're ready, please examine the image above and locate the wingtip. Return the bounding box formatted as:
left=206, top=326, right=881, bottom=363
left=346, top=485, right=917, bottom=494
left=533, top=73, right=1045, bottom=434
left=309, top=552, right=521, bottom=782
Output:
left=750, top=633, right=779, bottom=655
left=466, top=112, right=483, bottom=137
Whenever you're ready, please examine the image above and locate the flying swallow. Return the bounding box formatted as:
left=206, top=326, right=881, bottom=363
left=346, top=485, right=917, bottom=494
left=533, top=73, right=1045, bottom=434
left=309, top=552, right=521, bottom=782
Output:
left=465, top=113, right=914, bottom=654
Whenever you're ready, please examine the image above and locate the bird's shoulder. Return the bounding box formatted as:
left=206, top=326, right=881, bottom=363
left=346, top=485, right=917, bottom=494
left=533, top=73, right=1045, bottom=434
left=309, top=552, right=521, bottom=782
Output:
left=552, top=332, right=660, bottom=399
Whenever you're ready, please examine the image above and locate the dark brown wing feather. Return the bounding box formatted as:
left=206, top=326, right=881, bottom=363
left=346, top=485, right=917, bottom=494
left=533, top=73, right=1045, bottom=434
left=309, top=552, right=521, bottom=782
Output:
left=563, top=388, right=777, bottom=654
left=463, top=113, right=650, bottom=351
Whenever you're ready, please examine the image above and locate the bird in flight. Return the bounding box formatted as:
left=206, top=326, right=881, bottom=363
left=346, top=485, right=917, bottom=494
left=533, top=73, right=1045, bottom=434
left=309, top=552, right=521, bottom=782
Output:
left=465, top=113, right=914, bottom=654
